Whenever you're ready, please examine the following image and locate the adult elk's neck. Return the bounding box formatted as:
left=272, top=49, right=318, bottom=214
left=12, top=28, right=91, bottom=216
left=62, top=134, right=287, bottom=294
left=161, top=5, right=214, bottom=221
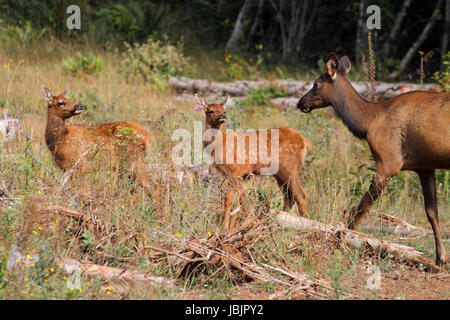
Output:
left=45, top=110, right=65, bottom=152
left=331, top=77, right=383, bottom=139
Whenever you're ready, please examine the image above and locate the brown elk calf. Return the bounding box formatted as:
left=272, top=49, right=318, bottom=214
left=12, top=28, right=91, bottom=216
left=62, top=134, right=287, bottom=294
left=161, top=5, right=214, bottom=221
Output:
left=297, top=53, right=450, bottom=267
left=42, top=86, right=159, bottom=199
left=196, top=94, right=310, bottom=230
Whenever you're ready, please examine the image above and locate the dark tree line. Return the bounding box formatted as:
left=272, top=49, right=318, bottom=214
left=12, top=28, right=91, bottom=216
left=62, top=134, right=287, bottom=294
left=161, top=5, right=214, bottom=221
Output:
left=0, top=0, right=448, bottom=79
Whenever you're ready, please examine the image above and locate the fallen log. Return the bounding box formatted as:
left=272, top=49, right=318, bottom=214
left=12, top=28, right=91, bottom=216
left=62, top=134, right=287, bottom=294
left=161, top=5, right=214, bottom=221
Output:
left=169, top=77, right=438, bottom=100
left=273, top=210, right=440, bottom=272
left=360, top=212, right=431, bottom=238
left=59, top=258, right=174, bottom=287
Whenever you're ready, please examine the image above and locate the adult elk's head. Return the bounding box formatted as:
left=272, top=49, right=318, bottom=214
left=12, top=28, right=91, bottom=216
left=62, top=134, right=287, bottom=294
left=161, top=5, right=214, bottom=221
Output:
left=297, top=52, right=351, bottom=113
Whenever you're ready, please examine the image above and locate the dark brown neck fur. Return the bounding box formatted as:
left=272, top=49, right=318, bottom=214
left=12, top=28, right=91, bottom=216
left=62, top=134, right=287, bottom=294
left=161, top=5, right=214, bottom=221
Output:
left=331, top=77, right=384, bottom=139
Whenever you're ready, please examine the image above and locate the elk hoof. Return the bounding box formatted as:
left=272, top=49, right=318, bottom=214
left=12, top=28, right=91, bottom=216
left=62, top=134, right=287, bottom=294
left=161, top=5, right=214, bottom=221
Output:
left=436, top=255, right=447, bottom=270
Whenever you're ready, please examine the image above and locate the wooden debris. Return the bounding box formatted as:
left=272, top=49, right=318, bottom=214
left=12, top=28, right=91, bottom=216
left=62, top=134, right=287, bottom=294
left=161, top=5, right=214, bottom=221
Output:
left=147, top=217, right=332, bottom=298
left=169, top=77, right=437, bottom=100
left=360, top=212, right=431, bottom=237
left=32, top=202, right=107, bottom=236
left=169, top=77, right=307, bottom=96
left=59, top=258, right=174, bottom=287
left=274, top=210, right=440, bottom=272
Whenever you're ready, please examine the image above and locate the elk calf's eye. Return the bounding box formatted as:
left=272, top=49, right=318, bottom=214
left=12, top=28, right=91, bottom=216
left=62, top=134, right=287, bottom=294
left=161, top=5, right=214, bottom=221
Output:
left=58, top=101, right=64, bottom=106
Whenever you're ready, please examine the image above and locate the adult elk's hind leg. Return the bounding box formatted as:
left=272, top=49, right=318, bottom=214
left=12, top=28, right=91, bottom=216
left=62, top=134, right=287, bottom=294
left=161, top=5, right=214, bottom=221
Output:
left=417, top=170, right=447, bottom=267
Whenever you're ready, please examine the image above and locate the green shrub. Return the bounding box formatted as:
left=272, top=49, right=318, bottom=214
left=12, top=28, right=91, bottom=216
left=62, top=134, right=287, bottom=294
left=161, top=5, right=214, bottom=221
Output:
left=433, top=52, right=450, bottom=92
left=62, top=52, right=104, bottom=75
left=0, top=20, right=46, bottom=48
left=121, top=36, right=191, bottom=88
left=219, top=53, right=263, bottom=82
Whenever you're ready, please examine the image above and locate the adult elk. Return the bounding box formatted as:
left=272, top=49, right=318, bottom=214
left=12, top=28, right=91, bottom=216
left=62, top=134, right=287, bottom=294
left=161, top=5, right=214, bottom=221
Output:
left=297, top=53, right=450, bottom=267
left=196, top=94, right=310, bottom=230
left=43, top=86, right=159, bottom=199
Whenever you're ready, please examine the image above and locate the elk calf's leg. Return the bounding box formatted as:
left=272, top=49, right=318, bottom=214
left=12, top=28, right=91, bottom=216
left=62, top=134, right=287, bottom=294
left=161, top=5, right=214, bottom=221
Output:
left=418, top=170, right=447, bottom=267
left=275, top=176, right=295, bottom=212
left=288, top=178, right=309, bottom=216
left=224, top=184, right=238, bottom=230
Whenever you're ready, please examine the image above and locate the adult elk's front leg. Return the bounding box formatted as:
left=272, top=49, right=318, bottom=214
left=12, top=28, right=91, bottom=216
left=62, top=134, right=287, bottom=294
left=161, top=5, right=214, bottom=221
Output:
left=347, top=173, right=391, bottom=230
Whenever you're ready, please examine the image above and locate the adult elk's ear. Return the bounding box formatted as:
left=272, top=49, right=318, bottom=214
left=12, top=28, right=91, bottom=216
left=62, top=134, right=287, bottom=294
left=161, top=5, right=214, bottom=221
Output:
left=338, top=56, right=351, bottom=74
left=326, top=52, right=339, bottom=80
left=195, top=93, right=208, bottom=111
left=42, top=85, right=52, bottom=102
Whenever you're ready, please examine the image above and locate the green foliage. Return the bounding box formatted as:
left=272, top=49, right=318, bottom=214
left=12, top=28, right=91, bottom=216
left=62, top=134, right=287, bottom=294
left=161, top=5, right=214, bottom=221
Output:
left=121, top=36, right=191, bottom=88
left=246, top=87, right=288, bottom=106
left=219, top=53, right=263, bottom=81
left=62, top=52, right=104, bottom=75
left=96, top=2, right=144, bottom=44
left=81, top=230, right=95, bottom=248
left=433, top=52, right=450, bottom=92
left=0, top=20, right=46, bottom=47
left=325, top=250, right=351, bottom=299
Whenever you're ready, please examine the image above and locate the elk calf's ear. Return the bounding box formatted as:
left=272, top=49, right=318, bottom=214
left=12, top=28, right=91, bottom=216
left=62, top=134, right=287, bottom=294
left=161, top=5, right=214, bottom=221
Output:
left=42, top=86, right=52, bottom=102
left=195, top=93, right=208, bottom=110
left=326, top=52, right=339, bottom=80
left=339, top=56, right=351, bottom=74
left=60, top=89, right=68, bottom=97
left=220, top=95, right=230, bottom=109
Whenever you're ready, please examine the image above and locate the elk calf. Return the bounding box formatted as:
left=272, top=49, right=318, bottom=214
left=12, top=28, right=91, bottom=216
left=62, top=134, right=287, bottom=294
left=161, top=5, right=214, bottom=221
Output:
left=196, top=94, right=310, bottom=230
left=43, top=86, right=158, bottom=199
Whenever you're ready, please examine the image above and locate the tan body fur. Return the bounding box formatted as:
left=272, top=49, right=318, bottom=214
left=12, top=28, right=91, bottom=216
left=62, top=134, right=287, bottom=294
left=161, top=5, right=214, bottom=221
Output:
left=196, top=94, right=310, bottom=230
left=43, top=86, right=158, bottom=199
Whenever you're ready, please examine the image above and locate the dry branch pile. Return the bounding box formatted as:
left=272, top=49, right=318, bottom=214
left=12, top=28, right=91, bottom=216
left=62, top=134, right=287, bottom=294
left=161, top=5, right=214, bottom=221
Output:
left=147, top=217, right=333, bottom=299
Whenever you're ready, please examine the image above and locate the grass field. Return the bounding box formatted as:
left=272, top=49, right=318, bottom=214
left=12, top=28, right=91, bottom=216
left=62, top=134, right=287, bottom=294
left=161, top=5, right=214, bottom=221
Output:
left=0, top=42, right=449, bottom=300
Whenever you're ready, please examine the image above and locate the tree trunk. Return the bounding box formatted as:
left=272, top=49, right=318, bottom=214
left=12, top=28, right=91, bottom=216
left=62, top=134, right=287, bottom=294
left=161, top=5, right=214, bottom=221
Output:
left=226, top=0, right=254, bottom=52
left=247, top=0, right=265, bottom=47
left=355, top=0, right=369, bottom=65
left=269, top=0, right=320, bottom=63
left=442, top=0, right=450, bottom=70
left=389, top=0, right=443, bottom=79
left=382, top=0, right=412, bottom=56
